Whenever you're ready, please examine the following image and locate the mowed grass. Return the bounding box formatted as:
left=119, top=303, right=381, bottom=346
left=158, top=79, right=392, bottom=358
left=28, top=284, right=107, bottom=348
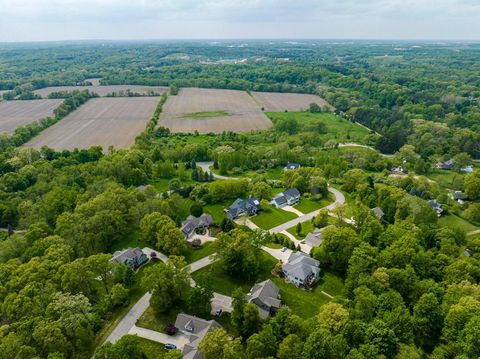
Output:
left=287, top=220, right=315, bottom=240
left=183, top=111, right=229, bottom=119
left=182, top=242, right=217, bottom=264
left=427, top=170, right=465, bottom=190
left=204, top=202, right=227, bottom=223
left=266, top=112, right=371, bottom=144
left=250, top=205, right=298, bottom=230
left=271, top=270, right=344, bottom=318
left=294, top=194, right=334, bottom=214
left=191, top=251, right=277, bottom=296
left=439, top=214, right=480, bottom=233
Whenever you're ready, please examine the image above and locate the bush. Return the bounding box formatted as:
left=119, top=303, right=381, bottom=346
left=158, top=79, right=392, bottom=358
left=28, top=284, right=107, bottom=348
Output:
left=165, top=324, right=178, bottom=336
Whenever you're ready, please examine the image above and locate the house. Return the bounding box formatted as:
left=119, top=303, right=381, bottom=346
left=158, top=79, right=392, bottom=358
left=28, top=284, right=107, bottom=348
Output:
left=461, top=165, right=474, bottom=173
left=284, top=162, right=301, bottom=170
left=436, top=159, right=454, bottom=170
left=302, top=228, right=324, bottom=249
left=270, top=188, right=301, bottom=208
left=175, top=313, right=222, bottom=359
left=246, top=279, right=282, bottom=318
left=181, top=214, right=214, bottom=239
left=464, top=248, right=473, bottom=258
left=390, top=166, right=407, bottom=175
left=371, top=207, right=385, bottom=220
left=110, top=247, right=148, bottom=270
left=428, top=199, right=444, bottom=216
left=450, top=191, right=466, bottom=205
left=282, top=251, right=320, bottom=288
left=226, top=197, right=261, bottom=219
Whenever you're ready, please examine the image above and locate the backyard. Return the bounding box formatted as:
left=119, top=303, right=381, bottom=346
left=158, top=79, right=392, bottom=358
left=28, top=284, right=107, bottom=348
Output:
left=250, top=205, right=298, bottom=230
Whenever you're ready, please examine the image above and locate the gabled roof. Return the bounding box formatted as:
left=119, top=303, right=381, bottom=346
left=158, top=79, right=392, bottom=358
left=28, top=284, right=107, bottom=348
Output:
left=428, top=199, right=441, bottom=209
left=303, top=229, right=323, bottom=248
left=271, top=196, right=288, bottom=207
left=284, top=188, right=301, bottom=199
left=453, top=191, right=466, bottom=200
left=181, top=214, right=214, bottom=235
left=284, top=162, right=300, bottom=170
left=111, top=247, right=144, bottom=264
left=283, top=251, right=320, bottom=280
left=371, top=207, right=385, bottom=219
left=228, top=197, right=260, bottom=217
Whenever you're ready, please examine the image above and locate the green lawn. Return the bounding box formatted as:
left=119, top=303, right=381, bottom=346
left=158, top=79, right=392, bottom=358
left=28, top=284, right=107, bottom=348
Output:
left=109, top=229, right=150, bottom=253
left=135, top=337, right=168, bottom=358
left=426, top=170, right=465, bottom=190
left=439, top=214, right=480, bottom=233
left=264, top=242, right=283, bottom=249
left=204, top=202, right=227, bottom=223
left=266, top=112, right=371, bottom=144
left=182, top=242, right=217, bottom=264
left=294, top=194, right=334, bottom=214
left=191, top=251, right=277, bottom=296
left=250, top=205, right=298, bottom=230
left=183, top=111, right=229, bottom=119
left=287, top=220, right=315, bottom=240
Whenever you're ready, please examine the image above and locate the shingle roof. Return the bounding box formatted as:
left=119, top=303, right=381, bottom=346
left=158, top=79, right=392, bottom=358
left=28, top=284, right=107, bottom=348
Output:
left=371, top=207, right=385, bottom=218
left=303, top=229, right=323, bottom=248
left=227, top=197, right=260, bottom=217
left=284, top=188, right=301, bottom=198
left=283, top=252, right=320, bottom=280
left=284, top=163, right=300, bottom=170
left=181, top=214, right=214, bottom=236
left=175, top=314, right=222, bottom=359
left=111, top=247, right=144, bottom=264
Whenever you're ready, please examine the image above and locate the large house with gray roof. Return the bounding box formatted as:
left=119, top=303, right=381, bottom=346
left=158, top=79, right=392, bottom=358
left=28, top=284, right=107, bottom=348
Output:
left=282, top=251, right=320, bottom=288
left=110, top=247, right=148, bottom=270
left=246, top=279, right=282, bottom=318
left=270, top=188, right=301, bottom=208
left=226, top=197, right=261, bottom=219
left=175, top=313, right=222, bottom=359
left=181, top=214, right=214, bottom=239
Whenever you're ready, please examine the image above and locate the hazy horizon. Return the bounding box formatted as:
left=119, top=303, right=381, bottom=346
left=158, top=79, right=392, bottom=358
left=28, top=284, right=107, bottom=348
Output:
left=1, top=0, right=480, bottom=42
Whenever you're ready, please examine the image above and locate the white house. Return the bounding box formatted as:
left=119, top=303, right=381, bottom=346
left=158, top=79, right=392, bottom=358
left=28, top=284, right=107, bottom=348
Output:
left=282, top=251, right=320, bottom=288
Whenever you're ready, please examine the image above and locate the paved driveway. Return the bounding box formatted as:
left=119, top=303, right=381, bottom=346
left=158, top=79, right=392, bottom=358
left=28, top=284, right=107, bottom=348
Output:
left=187, top=255, right=216, bottom=273
left=197, top=162, right=238, bottom=180
left=142, top=247, right=168, bottom=263
left=262, top=246, right=292, bottom=262
left=129, top=325, right=190, bottom=348
left=211, top=293, right=233, bottom=314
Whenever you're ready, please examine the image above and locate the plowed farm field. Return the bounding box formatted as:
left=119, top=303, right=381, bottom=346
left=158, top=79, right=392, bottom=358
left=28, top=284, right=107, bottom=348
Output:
left=158, top=88, right=273, bottom=133
left=24, top=97, right=159, bottom=150
left=0, top=99, right=63, bottom=134
left=251, top=91, right=333, bottom=112
left=34, top=85, right=168, bottom=98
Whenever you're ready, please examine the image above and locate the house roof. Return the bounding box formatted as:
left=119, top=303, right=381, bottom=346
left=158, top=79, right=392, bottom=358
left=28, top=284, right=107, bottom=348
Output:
left=246, top=279, right=281, bottom=308
left=284, top=162, right=300, bottom=170
left=428, top=199, right=441, bottom=209
left=284, top=188, right=301, bottom=198
left=371, top=207, right=385, bottom=218
left=181, top=213, right=214, bottom=235
left=453, top=191, right=466, bottom=200
left=111, top=247, right=144, bottom=264
left=303, top=229, right=323, bottom=248
left=228, top=197, right=260, bottom=217
left=271, top=195, right=288, bottom=207
left=175, top=313, right=222, bottom=359
left=283, top=251, right=320, bottom=280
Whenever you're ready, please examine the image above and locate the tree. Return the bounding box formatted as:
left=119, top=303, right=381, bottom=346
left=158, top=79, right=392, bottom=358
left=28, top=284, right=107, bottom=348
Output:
left=318, top=302, right=350, bottom=334
left=303, top=329, right=348, bottom=359
left=222, top=338, right=245, bottom=359
left=251, top=181, right=272, bottom=200
left=190, top=202, right=204, bottom=217
left=313, top=210, right=329, bottom=228
left=412, top=293, right=443, bottom=351
left=453, top=152, right=471, bottom=172
left=464, top=170, right=480, bottom=200
left=199, top=328, right=229, bottom=359
left=95, top=335, right=143, bottom=359
left=141, top=258, right=191, bottom=313
left=231, top=288, right=247, bottom=331
left=187, top=284, right=213, bottom=316
left=275, top=118, right=299, bottom=134
left=139, top=213, right=186, bottom=255
left=309, top=102, right=322, bottom=113
left=246, top=325, right=277, bottom=358
left=277, top=334, right=304, bottom=359
left=365, top=319, right=398, bottom=357
left=242, top=303, right=261, bottom=338
left=296, top=222, right=302, bottom=235
left=459, top=315, right=480, bottom=358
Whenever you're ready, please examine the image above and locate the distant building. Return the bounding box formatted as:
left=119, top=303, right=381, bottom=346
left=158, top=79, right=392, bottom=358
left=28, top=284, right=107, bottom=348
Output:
left=464, top=248, right=473, bottom=258
left=461, top=165, right=474, bottom=173
left=302, top=228, right=324, bottom=249
left=284, top=162, right=301, bottom=171
left=282, top=251, right=320, bottom=288
left=428, top=199, right=444, bottom=216
left=181, top=214, right=214, bottom=239
left=436, top=159, right=454, bottom=170
left=390, top=166, right=407, bottom=175
left=270, top=188, right=301, bottom=208
left=246, top=279, right=282, bottom=318
left=110, top=247, right=148, bottom=270
left=371, top=207, right=385, bottom=220
left=175, top=314, right=222, bottom=359
left=226, top=197, right=261, bottom=219
left=450, top=191, right=466, bottom=205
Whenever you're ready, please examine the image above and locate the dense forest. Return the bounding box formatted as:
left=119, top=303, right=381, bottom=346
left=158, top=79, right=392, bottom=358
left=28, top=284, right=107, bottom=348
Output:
left=0, top=41, right=480, bottom=359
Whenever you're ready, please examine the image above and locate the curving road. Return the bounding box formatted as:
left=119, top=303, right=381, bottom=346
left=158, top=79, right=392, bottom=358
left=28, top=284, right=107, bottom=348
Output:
left=269, top=187, right=345, bottom=233
left=197, top=162, right=238, bottom=180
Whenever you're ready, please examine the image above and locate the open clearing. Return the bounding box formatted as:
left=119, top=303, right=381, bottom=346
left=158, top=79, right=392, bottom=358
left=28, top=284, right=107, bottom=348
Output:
left=24, top=97, right=159, bottom=150
left=34, top=85, right=168, bottom=98
left=0, top=99, right=63, bottom=134
left=251, top=91, right=333, bottom=112
left=159, top=88, right=273, bottom=133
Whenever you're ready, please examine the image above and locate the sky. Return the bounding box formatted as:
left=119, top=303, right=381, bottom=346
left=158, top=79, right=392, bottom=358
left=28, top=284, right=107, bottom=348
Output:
left=0, top=0, right=480, bottom=42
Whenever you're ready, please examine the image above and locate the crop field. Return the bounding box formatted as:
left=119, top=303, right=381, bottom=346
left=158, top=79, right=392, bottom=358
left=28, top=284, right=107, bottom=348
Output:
left=158, top=88, right=273, bottom=133
left=24, top=97, right=159, bottom=150
left=251, top=91, right=332, bottom=112
left=0, top=99, right=63, bottom=134
left=34, top=85, right=168, bottom=98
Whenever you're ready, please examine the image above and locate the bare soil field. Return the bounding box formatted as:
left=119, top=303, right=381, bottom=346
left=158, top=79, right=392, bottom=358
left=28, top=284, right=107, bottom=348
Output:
left=0, top=99, right=63, bottom=134
left=159, top=88, right=272, bottom=133
left=251, top=91, right=333, bottom=112
left=24, top=97, right=159, bottom=150
left=34, top=85, right=168, bottom=98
